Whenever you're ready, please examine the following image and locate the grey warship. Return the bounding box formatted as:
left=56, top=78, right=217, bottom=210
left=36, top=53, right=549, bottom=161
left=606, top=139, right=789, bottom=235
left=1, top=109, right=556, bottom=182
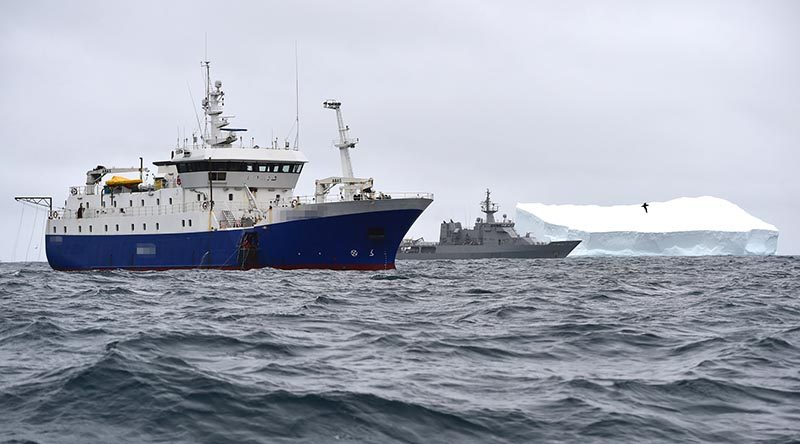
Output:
left=397, top=190, right=580, bottom=260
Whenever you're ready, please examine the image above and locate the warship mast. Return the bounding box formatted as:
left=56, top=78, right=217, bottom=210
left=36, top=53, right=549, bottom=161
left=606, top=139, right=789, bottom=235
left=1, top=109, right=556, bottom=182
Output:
left=481, top=188, right=498, bottom=223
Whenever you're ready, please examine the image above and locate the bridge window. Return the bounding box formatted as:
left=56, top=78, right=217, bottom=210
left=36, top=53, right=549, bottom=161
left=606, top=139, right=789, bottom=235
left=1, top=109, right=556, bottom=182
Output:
left=209, top=172, right=226, bottom=181
left=175, top=161, right=303, bottom=174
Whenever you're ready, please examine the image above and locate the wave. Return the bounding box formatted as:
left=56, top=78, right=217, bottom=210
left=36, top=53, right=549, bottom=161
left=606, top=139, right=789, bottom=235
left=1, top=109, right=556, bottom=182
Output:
left=2, top=258, right=800, bottom=442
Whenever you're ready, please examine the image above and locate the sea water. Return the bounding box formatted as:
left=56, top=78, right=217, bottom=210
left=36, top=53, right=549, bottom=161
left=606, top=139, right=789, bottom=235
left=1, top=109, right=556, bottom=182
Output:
left=1, top=257, right=799, bottom=443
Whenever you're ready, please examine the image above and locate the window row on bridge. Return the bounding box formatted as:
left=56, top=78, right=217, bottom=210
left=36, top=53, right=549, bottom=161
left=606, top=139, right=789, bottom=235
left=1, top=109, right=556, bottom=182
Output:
left=175, top=161, right=303, bottom=174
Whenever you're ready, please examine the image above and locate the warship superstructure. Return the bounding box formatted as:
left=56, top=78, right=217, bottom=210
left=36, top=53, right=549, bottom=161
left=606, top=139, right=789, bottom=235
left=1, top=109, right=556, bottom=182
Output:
left=397, top=190, right=579, bottom=260
left=18, top=61, right=432, bottom=270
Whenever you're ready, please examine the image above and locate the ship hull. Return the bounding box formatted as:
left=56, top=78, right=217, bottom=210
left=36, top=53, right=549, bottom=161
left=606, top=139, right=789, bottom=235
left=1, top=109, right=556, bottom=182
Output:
left=46, top=200, right=431, bottom=271
left=396, top=240, right=581, bottom=260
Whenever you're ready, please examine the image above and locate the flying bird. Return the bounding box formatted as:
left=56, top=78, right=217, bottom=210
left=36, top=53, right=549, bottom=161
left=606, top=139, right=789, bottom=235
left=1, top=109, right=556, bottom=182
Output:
left=642, top=202, right=649, bottom=213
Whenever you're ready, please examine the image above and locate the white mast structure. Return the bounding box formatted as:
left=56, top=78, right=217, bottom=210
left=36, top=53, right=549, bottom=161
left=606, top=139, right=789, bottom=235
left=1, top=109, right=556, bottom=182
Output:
left=323, top=100, right=358, bottom=178
left=315, top=100, right=373, bottom=202
left=201, top=61, right=239, bottom=147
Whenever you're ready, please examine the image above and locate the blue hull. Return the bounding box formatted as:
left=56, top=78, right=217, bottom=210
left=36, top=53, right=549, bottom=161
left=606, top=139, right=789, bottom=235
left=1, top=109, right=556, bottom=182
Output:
left=46, top=208, right=424, bottom=271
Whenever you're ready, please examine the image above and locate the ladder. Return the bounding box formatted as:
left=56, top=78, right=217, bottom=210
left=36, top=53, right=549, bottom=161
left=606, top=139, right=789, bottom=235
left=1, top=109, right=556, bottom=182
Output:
left=221, top=210, right=238, bottom=228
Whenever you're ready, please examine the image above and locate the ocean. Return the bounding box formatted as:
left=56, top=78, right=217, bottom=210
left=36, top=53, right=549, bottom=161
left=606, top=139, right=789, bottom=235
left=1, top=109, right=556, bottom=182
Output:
left=1, top=257, right=799, bottom=443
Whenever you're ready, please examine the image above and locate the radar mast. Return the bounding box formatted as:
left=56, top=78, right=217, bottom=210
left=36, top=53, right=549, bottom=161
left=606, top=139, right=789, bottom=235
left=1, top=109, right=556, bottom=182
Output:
left=199, top=60, right=245, bottom=147
left=481, top=189, right=499, bottom=224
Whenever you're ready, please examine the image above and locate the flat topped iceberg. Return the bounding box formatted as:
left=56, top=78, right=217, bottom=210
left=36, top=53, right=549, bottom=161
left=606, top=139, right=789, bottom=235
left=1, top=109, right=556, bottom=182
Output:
left=516, top=196, right=779, bottom=256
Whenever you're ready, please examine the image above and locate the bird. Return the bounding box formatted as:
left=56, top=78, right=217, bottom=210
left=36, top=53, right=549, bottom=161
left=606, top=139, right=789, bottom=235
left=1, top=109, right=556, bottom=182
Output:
left=641, top=202, right=649, bottom=213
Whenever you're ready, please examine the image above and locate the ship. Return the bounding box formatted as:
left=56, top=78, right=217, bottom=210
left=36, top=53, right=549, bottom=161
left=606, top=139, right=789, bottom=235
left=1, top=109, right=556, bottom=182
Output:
left=16, top=61, right=432, bottom=271
left=396, top=190, right=579, bottom=260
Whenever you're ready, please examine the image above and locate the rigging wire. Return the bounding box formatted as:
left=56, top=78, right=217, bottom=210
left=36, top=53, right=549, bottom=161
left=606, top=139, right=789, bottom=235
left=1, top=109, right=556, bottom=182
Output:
left=37, top=210, right=47, bottom=262
left=12, top=204, right=25, bottom=261
left=187, top=82, right=204, bottom=141
left=25, top=207, right=40, bottom=263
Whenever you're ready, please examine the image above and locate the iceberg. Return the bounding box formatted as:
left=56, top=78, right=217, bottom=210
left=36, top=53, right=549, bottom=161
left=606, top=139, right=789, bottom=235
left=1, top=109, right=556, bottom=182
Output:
left=515, top=196, right=779, bottom=256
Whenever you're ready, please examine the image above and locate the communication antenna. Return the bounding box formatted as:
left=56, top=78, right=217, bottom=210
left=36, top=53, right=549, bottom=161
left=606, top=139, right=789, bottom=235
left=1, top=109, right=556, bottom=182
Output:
left=294, top=41, right=300, bottom=150
left=201, top=34, right=210, bottom=140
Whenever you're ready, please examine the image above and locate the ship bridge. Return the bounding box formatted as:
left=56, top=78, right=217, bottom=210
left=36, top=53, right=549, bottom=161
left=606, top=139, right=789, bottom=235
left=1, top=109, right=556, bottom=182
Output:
left=154, top=147, right=308, bottom=191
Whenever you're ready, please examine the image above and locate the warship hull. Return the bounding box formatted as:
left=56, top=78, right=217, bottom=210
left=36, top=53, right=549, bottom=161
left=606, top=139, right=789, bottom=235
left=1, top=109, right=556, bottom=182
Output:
left=396, top=240, right=581, bottom=260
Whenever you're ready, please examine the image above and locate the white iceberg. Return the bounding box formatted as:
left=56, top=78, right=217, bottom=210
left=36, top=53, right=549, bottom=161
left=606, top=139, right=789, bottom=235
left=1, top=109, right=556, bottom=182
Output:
left=515, top=196, right=779, bottom=256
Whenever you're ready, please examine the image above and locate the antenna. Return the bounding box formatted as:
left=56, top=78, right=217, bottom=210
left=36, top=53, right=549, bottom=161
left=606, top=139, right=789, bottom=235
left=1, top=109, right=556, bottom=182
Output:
left=187, top=82, right=203, bottom=140
left=201, top=35, right=210, bottom=140
left=294, top=41, right=300, bottom=150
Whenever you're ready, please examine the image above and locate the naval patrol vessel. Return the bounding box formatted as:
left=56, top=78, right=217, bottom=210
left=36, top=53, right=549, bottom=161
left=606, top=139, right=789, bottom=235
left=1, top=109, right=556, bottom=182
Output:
left=396, top=190, right=580, bottom=260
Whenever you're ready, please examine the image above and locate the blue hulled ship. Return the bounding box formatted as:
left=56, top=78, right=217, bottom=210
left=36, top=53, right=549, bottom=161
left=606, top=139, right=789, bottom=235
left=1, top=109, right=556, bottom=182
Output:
left=34, top=61, right=432, bottom=270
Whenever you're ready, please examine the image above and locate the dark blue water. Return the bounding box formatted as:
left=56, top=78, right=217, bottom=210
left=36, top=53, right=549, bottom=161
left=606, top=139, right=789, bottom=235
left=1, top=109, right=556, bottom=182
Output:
left=1, top=257, right=799, bottom=443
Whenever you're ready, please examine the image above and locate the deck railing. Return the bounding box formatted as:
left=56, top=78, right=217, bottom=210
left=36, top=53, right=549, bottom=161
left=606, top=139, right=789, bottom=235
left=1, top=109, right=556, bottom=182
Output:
left=53, top=191, right=433, bottom=220
left=56, top=201, right=256, bottom=220
left=293, top=192, right=433, bottom=205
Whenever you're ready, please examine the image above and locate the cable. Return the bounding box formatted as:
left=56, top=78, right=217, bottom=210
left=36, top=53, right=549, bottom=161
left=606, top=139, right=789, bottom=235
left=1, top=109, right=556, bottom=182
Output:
left=25, top=207, right=39, bottom=263
left=12, top=205, right=25, bottom=262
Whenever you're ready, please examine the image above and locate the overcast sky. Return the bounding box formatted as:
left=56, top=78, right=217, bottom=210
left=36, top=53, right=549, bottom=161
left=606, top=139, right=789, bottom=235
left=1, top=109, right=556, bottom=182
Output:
left=1, top=0, right=798, bottom=260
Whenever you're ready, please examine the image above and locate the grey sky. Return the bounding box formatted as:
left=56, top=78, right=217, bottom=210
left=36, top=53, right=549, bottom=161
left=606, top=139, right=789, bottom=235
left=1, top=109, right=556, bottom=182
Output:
left=2, top=0, right=798, bottom=260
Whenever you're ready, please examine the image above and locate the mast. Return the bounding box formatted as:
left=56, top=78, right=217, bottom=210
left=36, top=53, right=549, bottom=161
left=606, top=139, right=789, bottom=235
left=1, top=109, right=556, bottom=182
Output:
left=481, top=188, right=498, bottom=223
left=199, top=60, right=242, bottom=148
left=294, top=41, right=300, bottom=150
left=201, top=59, right=210, bottom=143
left=323, top=100, right=358, bottom=178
